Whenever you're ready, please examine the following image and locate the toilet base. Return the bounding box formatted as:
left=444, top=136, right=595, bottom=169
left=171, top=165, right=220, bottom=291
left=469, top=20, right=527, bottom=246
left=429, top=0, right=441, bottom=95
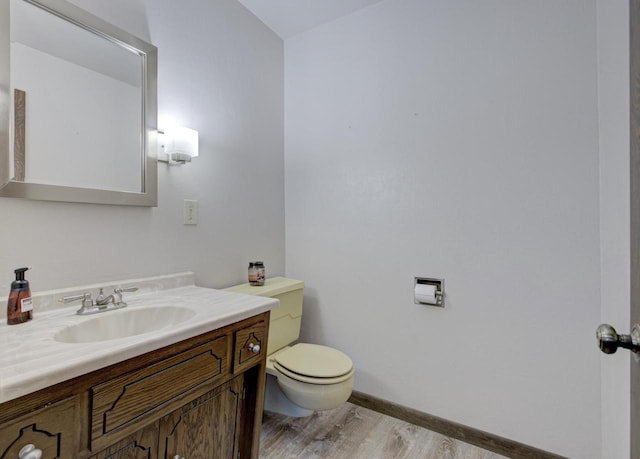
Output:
left=264, top=373, right=314, bottom=417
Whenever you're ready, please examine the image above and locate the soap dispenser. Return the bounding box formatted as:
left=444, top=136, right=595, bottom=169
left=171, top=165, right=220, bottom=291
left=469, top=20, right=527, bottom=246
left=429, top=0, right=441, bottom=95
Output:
left=7, top=267, right=33, bottom=325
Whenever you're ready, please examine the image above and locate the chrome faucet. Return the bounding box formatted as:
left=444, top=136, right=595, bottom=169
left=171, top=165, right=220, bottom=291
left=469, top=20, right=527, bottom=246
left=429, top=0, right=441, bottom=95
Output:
left=96, top=287, right=138, bottom=306
left=60, top=287, right=138, bottom=315
left=96, top=288, right=117, bottom=306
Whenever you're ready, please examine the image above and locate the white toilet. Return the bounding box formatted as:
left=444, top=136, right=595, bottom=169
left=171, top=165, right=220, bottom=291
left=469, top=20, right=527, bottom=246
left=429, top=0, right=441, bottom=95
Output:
left=224, top=277, right=354, bottom=417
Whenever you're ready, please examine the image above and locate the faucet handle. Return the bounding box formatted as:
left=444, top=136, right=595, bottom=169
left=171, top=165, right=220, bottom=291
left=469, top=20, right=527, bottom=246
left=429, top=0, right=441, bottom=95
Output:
left=111, top=287, right=138, bottom=306
left=59, top=292, right=94, bottom=308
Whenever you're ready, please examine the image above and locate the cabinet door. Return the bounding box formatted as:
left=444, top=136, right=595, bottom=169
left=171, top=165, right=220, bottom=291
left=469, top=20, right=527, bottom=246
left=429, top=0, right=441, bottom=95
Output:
left=0, top=397, right=77, bottom=459
left=158, top=375, right=244, bottom=459
left=89, top=421, right=158, bottom=459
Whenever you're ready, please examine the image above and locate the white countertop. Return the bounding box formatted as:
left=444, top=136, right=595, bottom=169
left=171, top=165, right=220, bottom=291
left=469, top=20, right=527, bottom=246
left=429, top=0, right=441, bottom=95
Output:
left=0, top=277, right=277, bottom=404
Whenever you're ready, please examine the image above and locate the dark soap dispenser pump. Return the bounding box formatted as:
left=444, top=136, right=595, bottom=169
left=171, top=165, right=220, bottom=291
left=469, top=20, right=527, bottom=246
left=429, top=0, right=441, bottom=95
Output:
left=7, top=267, right=33, bottom=325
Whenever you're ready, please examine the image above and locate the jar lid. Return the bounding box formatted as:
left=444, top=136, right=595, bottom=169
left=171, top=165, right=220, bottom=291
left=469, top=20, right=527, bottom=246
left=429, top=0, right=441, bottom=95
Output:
left=254, top=261, right=264, bottom=266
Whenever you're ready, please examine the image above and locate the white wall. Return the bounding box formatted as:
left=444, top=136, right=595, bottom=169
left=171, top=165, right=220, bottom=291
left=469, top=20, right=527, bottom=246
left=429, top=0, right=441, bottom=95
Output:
left=1, top=0, right=629, bottom=456
left=0, top=0, right=285, bottom=296
left=285, top=0, right=602, bottom=457
left=597, top=2, right=630, bottom=458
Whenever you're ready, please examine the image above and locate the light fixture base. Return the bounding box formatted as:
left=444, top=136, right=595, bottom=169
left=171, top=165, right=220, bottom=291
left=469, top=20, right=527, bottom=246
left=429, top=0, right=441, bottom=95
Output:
left=157, top=127, right=198, bottom=165
left=158, top=152, right=192, bottom=165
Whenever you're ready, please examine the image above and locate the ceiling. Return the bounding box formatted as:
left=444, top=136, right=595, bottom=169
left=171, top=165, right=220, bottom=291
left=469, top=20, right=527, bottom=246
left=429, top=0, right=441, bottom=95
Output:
left=236, top=0, right=385, bottom=39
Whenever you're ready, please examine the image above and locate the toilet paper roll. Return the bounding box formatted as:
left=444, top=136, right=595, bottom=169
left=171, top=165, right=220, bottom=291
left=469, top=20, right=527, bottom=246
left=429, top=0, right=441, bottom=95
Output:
left=415, top=283, right=437, bottom=304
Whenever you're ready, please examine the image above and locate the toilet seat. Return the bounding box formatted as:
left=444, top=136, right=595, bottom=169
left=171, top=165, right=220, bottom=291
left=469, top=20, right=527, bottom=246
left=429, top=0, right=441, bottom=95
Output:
left=273, top=362, right=355, bottom=385
left=272, top=343, right=353, bottom=385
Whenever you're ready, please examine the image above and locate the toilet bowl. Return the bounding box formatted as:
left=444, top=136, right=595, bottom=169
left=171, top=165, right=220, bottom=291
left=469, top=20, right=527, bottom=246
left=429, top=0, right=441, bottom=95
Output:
left=224, top=277, right=354, bottom=417
left=267, top=343, right=354, bottom=411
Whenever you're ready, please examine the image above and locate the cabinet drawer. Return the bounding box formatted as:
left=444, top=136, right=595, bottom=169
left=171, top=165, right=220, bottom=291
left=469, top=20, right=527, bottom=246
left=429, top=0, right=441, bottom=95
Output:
left=0, top=397, right=77, bottom=459
left=234, top=321, right=266, bottom=373
left=91, top=335, right=228, bottom=446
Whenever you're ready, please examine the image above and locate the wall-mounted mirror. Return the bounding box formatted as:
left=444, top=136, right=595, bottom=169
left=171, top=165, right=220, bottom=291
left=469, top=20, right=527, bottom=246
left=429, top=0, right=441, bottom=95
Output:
left=0, top=0, right=157, bottom=206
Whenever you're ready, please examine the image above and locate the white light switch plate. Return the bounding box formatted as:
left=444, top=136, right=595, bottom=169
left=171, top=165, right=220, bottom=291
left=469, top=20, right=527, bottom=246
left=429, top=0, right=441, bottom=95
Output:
left=184, top=199, right=198, bottom=225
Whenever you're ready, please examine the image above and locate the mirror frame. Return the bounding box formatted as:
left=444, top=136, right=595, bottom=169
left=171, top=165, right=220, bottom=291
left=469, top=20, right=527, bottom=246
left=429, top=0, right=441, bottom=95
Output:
left=0, top=0, right=157, bottom=206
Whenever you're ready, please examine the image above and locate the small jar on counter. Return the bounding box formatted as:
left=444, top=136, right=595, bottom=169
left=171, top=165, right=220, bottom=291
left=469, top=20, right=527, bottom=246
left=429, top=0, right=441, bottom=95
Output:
left=249, top=261, right=265, bottom=286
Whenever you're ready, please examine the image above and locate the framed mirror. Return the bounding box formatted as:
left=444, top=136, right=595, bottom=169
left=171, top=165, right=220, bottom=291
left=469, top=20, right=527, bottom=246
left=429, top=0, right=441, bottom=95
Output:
left=0, top=0, right=157, bottom=206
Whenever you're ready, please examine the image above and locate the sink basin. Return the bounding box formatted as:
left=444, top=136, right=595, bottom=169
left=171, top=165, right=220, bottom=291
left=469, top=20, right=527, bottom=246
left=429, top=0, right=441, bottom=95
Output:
left=54, top=306, right=196, bottom=343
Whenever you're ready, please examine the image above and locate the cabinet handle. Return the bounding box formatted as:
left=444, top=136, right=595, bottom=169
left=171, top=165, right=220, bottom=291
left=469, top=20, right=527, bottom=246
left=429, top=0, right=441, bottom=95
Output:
left=19, top=444, right=42, bottom=459
left=173, top=455, right=185, bottom=459
left=248, top=343, right=261, bottom=353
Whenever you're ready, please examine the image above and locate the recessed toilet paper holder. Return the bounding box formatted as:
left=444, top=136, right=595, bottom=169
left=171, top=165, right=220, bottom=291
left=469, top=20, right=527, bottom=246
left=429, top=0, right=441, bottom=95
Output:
left=414, top=277, right=445, bottom=307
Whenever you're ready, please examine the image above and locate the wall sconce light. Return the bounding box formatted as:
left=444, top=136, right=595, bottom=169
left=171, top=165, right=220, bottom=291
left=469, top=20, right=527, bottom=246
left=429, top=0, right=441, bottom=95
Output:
left=158, top=126, right=199, bottom=165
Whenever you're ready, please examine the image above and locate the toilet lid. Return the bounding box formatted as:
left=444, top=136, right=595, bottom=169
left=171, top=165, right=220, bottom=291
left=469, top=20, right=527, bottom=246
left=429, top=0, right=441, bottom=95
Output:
left=274, top=343, right=353, bottom=378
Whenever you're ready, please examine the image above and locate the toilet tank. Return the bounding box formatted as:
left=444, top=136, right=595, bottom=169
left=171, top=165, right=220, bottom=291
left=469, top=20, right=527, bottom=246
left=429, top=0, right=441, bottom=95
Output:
left=224, top=277, right=304, bottom=355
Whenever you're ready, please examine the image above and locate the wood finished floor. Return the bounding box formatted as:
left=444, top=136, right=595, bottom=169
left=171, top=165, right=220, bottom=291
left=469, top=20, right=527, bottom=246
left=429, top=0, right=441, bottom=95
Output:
left=260, top=402, right=509, bottom=459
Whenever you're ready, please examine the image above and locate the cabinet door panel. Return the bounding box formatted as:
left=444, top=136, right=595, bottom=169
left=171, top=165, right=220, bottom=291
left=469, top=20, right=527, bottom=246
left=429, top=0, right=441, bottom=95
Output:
left=0, top=397, right=77, bottom=459
left=89, top=421, right=158, bottom=459
left=159, top=375, right=244, bottom=459
left=234, top=321, right=266, bottom=374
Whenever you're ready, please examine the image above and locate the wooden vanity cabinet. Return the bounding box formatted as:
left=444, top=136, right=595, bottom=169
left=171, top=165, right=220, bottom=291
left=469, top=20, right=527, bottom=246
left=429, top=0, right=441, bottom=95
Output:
left=0, top=312, right=269, bottom=459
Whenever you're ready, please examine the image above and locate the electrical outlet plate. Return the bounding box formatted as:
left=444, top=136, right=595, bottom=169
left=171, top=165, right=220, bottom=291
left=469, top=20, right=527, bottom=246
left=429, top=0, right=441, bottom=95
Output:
left=184, top=199, right=198, bottom=225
